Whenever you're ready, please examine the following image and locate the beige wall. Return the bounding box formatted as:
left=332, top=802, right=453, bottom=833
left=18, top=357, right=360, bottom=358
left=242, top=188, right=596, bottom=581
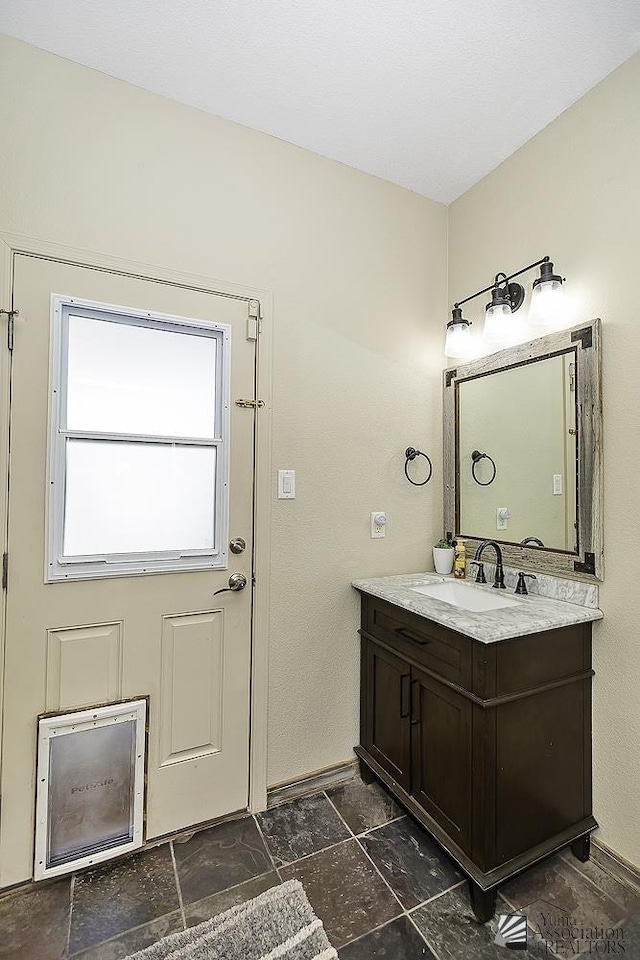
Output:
left=0, top=35, right=447, bottom=788
left=450, top=52, right=640, bottom=868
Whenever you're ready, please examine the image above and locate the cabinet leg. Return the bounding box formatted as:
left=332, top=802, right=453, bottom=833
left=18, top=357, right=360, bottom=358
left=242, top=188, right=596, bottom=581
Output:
left=358, top=760, right=376, bottom=785
left=570, top=834, right=591, bottom=863
left=468, top=880, right=497, bottom=923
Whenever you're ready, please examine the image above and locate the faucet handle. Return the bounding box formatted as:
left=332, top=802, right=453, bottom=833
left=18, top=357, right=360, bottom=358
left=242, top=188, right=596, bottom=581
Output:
left=469, top=560, right=487, bottom=584
left=515, top=571, right=537, bottom=596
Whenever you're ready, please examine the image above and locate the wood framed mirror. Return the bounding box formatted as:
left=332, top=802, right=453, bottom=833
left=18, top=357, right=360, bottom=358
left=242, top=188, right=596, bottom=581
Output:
left=443, top=318, right=603, bottom=580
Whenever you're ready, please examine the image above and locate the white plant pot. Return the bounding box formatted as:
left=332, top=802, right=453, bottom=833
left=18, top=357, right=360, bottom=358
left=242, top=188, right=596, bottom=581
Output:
left=433, top=547, right=455, bottom=575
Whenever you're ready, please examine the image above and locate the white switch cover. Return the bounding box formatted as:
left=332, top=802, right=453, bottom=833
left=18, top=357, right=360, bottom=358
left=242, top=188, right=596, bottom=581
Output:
left=278, top=469, right=296, bottom=499
left=553, top=474, right=563, bottom=495
left=371, top=512, right=387, bottom=538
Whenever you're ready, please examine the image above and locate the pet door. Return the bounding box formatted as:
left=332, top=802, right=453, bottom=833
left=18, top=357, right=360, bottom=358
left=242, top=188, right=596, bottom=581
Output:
left=34, top=699, right=146, bottom=880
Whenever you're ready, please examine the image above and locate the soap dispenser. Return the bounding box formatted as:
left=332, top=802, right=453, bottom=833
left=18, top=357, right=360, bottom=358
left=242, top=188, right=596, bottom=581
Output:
left=453, top=538, right=466, bottom=579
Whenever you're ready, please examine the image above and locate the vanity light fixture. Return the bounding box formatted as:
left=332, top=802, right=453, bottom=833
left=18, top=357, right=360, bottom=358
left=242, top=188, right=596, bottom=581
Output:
left=446, top=255, right=566, bottom=356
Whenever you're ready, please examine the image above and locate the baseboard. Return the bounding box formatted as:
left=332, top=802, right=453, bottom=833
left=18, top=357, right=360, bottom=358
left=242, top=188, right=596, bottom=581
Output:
left=267, top=759, right=359, bottom=807
left=591, top=838, right=640, bottom=897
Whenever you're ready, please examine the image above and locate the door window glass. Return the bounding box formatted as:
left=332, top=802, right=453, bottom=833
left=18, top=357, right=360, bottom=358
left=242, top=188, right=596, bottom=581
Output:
left=66, top=315, right=218, bottom=438
left=48, top=298, right=230, bottom=580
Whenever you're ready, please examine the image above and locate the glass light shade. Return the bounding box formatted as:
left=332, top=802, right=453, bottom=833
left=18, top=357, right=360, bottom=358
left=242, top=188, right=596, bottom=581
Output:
left=529, top=278, right=566, bottom=328
left=445, top=321, right=473, bottom=360
left=483, top=302, right=513, bottom=347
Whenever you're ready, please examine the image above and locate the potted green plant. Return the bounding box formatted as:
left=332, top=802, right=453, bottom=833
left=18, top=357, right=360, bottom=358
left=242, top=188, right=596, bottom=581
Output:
left=433, top=537, right=455, bottom=575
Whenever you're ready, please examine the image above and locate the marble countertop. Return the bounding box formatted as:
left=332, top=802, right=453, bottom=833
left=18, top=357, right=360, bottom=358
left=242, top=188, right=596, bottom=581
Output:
left=352, top=573, right=603, bottom=643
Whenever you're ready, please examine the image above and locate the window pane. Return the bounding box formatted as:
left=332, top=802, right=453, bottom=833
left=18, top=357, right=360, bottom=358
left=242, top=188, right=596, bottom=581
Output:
left=66, top=316, right=218, bottom=438
left=63, top=440, right=216, bottom=557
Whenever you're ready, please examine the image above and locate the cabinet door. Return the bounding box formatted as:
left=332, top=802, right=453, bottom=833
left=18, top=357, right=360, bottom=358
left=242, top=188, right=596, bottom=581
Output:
left=410, top=666, right=472, bottom=853
left=361, top=637, right=411, bottom=791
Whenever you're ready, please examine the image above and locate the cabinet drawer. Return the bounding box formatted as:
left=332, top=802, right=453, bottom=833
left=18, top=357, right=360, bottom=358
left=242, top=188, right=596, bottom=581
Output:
left=363, top=596, right=472, bottom=689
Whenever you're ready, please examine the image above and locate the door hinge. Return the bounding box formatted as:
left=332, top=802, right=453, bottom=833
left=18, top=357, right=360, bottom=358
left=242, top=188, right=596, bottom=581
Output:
left=1, top=309, right=18, bottom=352
left=2, top=553, right=7, bottom=591
left=235, top=398, right=266, bottom=409
left=247, top=300, right=262, bottom=341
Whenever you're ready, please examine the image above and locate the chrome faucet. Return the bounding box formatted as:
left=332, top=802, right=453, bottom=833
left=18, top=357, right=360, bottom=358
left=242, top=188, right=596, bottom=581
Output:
left=473, top=540, right=506, bottom=589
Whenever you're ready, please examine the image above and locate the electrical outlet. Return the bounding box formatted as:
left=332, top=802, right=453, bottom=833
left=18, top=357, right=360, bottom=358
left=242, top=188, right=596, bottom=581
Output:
left=496, top=507, right=511, bottom=531
left=371, top=512, right=387, bottom=538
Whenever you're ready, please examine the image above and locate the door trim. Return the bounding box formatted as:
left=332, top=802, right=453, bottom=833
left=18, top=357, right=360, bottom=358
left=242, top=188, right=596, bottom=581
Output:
left=0, top=231, right=273, bottom=827
left=0, top=237, right=12, bottom=798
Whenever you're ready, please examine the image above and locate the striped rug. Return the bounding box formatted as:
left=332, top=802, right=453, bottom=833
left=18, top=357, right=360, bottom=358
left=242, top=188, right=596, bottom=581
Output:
left=126, top=879, right=337, bottom=960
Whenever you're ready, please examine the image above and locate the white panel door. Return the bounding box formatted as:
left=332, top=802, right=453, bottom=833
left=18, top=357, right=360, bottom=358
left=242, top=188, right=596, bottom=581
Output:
left=0, top=255, right=257, bottom=886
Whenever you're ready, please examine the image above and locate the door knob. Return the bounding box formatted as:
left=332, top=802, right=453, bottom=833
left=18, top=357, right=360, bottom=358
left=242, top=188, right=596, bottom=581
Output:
left=213, top=573, right=248, bottom=597
left=229, top=537, right=247, bottom=554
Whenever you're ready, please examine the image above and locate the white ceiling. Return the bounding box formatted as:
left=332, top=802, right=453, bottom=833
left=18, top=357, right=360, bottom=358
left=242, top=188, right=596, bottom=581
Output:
left=2, top=0, right=640, bottom=203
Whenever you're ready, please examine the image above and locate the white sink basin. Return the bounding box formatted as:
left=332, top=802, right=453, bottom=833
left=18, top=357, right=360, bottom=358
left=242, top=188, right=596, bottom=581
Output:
left=411, top=581, right=521, bottom=613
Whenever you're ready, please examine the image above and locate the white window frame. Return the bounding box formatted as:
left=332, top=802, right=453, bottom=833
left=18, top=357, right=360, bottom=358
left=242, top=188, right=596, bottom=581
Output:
left=34, top=699, right=147, bottom=880
left=46, top=295, right=231, bottom=582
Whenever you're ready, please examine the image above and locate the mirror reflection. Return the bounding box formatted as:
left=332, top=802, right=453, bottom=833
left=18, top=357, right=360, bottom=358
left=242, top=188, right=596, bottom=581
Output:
left=457, top=351, right=577, bottom=553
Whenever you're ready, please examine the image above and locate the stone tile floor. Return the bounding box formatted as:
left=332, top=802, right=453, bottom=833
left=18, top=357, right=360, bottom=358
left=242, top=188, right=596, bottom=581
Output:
left=0, top=777, right=638, bottom=959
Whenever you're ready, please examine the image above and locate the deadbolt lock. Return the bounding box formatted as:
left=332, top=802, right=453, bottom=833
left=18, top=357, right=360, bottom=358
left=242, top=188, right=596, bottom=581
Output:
left=229, top=537, right=247, bottom=554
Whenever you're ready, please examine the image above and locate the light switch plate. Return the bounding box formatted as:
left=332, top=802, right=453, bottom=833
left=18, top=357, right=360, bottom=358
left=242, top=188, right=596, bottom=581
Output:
left=553, top=474, right=563, bottom=495
left=278, top=469, right=296, bottom=499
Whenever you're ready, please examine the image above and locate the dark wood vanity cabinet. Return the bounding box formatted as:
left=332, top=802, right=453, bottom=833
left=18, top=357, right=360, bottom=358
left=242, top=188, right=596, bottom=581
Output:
left=356, top=593, right=597, bottom=922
